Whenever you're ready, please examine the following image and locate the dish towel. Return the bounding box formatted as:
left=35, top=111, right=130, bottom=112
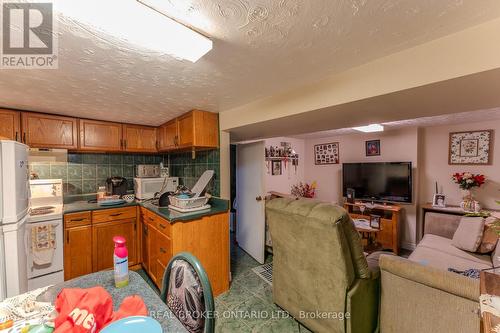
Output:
left=31, top=224, right=57, bottom=266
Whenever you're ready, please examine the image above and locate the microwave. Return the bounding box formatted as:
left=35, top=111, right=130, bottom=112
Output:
left=134, top=177, right=178, bottom=200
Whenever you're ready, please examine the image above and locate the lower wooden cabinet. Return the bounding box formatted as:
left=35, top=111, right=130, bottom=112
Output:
left=63, top=225, right=93, bottom=280
left=92, top=218, right=137, bottom=272
left=64, top=208, right=138, bottom=281
left=64, top=206, right=230, bottom=296
left=139, top=208, right=230, bottom=296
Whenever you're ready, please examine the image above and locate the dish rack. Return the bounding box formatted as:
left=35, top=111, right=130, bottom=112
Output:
left=168, top=195, right=209, bottom=210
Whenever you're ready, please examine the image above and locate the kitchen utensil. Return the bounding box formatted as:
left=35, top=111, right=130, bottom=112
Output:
left=158, top=191, right=174, bottom=207
left=98, top=199, right=126, bottom=206
left=122, top=194, right=135, bottom=203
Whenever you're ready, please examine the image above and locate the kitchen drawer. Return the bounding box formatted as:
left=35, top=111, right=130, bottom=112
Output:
left=64, top=211, right=91, bottom=228
left=154, top=217, right=171, bottom=238
left=142, top=210, right=171, bottom=237
left=92, top=207, right=136, bottom=224
left=155, top=231, right=171, bottom=266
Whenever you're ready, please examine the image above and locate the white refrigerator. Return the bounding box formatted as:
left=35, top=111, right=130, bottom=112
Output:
left=0, top=140, right=29, bottom=299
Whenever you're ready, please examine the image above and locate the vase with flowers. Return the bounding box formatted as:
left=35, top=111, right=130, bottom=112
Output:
left=451, top=172, right=486, bottom=212
left=291, top=181, right=317, bottom=198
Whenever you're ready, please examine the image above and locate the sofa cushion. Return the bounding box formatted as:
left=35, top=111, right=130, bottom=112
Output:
left=410, top=234, right=492, bottom=271
left=452, top=217, right=484, bottom=252
left=478, top=221, right=499, bottom=254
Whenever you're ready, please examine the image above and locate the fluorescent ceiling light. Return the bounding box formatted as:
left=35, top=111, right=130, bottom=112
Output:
left=352, top=124, right=384, bottom=133
left=56, top=0, right=212, bottom=62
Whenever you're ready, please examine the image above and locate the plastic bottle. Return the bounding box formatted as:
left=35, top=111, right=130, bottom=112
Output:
left=113, top=236, right=129, bottom=288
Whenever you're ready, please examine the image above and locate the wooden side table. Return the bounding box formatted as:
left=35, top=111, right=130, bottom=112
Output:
left=480, top=271, right=500, bottom=332
left=344, top=202, right=401, bottom=255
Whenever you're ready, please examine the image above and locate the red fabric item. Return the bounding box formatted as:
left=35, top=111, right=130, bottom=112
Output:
left=53, top=287, right=147, bottom=333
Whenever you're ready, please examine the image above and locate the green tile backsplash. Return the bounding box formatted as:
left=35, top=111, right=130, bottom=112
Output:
left=29, top=150, right=220, bottom=197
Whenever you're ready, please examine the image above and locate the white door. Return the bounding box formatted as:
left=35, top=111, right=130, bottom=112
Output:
left=236, top=141, right=266, bottom=264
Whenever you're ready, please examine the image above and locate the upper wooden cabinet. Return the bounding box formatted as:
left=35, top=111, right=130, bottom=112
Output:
left=79, top=119, right=123, bottom=152
left=0, top=109, right=20, bottom=141
left=123, top=124, right=157, bottom=153
left=158, top=110, right=218, bottom=152
left=158, top=119, right=178, bottom=151
left=22, top=112, right=78, bottom=149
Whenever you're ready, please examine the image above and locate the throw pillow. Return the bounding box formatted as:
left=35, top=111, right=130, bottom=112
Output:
left=477, top=217, right=500, bottom=254
left=452, top=216, right=485, bottom=252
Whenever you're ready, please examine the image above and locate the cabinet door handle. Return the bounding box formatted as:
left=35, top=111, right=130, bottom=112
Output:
left=23, top=133, right=26, bottom=143
left=120, top=139, right=123, bottom=149
left=15, top=132, right=18, bottom=142
left=70, top=218, right=85, bottom=222
left=159, top=223, right=166, bottom=229
left=160, top=247, right=166, bottom=254
left=66, top=231, right=70, bottom=244
left=148, top=216, right=154, bottom=222
left=124, top=140, right=127, bottom=149
left=110, top=213, right=123, bottom=217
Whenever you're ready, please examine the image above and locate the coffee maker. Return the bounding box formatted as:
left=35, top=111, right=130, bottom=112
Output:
left=106, top=177, right=128, bottom=197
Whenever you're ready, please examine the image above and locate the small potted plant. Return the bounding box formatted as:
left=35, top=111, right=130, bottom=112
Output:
left=452, top=172, right=486, bottom=212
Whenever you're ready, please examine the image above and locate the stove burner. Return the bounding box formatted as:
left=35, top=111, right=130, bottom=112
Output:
left=30, top=206, right=56, bottom=216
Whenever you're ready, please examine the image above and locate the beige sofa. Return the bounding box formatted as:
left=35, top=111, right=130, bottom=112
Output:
left=380, top=212, right=497, bottom=333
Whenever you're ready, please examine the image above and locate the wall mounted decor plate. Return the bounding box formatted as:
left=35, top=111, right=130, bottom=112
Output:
left=314, top=142, right=339, bottom=165
left=365, top=140, right=381, bottom=156
left=449, top=130, right=493, bottom=165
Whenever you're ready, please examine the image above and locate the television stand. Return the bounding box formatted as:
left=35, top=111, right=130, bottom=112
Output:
left=343, top=201, right=401, bottom=255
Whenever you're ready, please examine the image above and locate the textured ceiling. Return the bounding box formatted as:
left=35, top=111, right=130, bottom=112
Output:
left=293, top=108, right=500, bottom=139
left=1, top=0, right=500, bottom=126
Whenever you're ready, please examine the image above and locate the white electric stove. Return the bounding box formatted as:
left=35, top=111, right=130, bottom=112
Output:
left=26, top=179, right=64, bottom=290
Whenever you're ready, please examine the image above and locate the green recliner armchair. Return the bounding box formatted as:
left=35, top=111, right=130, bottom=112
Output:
left=266, top=198, right=379, bottom=333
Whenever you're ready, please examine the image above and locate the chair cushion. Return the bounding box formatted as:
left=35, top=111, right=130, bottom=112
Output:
left=452, top=217, right=484, bottom=252
left=410, top=234, right=492, bottom=271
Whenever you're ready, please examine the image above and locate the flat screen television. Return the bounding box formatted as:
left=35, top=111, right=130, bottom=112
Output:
left=342, top=162, right=412, bottom=203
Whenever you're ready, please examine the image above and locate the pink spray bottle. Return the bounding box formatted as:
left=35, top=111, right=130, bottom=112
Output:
left=113, top=236, right=129, bottom=288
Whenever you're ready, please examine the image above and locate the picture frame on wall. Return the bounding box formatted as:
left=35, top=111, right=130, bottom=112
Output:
left=271, top=160, right=282, bottom=175
left=366, top=140, right=381, bottom=156
left=448, top=130, right=493, bottom=165
left=314, top=142, right=339, bottom=165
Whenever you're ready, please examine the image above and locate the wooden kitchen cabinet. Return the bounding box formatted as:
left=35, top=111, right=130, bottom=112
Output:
left=123, top=124, right=157, bottom=153
left=64, top=225, right=93, bottom=281
left=158, top=110, right=219, bottom=152
left=139, top=208, right=229, bottom=295
left=92, top=218, right=138, bottom=272
left=158, top=119, right=178, bottom=151
left=0, top=109, right=20, bottom=141
left=79, top=119, right=123, bottom=152
left=21, top=112, right=78, bottom=149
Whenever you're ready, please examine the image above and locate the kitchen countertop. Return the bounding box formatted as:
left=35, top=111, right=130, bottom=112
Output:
left=64, top=197, right=229, bottom=223
left=37, top=270, right=187, bottom=332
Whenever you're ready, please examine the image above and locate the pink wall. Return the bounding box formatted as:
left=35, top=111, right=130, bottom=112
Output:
left=420, top=120, right=500, bottom=210
left=304, top=128, right=419, bottom=249
left=264, top=137, right=305, bottom=194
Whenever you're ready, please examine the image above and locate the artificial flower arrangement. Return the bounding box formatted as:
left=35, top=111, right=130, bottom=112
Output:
left=291, top=181, right=317, bottom=198
left=451, top=172, right=486, bottom=190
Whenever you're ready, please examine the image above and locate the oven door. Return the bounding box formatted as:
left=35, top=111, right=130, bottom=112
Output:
left=26, top=219, right=64, bottom=279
